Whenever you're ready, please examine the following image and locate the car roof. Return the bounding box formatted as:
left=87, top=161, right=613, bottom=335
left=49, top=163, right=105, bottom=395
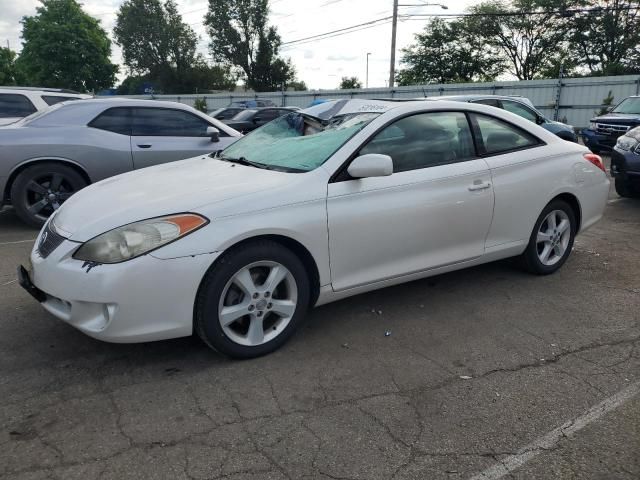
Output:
left=0, top=86, right=85, bottom=94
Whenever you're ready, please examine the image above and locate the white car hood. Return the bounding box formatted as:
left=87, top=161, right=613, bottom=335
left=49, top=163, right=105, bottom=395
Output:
left=54, top=155, right=297, bottom=241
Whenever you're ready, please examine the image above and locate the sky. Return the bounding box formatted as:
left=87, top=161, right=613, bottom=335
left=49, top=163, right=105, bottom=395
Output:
left=0, top=0, right=478, bottom=90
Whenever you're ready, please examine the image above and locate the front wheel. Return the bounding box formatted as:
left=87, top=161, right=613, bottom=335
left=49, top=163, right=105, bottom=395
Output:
left=10, top=162, right=87, bottom=228
left=194, top=240, right=310, bottom=358
left=520, top=200, right=577, bottom=275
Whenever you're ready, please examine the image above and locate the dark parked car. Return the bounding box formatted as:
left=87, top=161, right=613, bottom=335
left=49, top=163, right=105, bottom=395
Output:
left=229, top=99, right=277, bottom=108
left=611, top=125, right=640, bottom=197
left=430, top=95, right=578, bottom=142
left=583, top=96, right=640, bottom=153
left=209, top=107, right=244, bottom=120
left=222, top=107, right=299, bottom=133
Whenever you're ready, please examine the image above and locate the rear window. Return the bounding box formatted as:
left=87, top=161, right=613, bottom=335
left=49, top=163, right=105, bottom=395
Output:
left=0, top=93, right=37, bottom=118
left=89, top=107, right=132, bottom=135
left=41, top=95, right=82, bottom=106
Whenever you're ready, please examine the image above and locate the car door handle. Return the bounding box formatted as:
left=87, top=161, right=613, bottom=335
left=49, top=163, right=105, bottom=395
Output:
left=137, top=144, right=152, bottom=149
left=468, top=181, right=491, bottom=191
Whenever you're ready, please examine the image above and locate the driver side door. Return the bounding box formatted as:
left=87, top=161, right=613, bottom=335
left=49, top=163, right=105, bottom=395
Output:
left=326, top=111, right=495, bottom=291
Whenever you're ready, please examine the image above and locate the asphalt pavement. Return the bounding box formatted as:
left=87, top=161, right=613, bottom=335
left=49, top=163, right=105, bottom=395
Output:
left=0, top=175, right=638, bottom=479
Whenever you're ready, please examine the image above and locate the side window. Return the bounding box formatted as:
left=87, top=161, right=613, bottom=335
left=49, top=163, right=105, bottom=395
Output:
left=41, top=95, right=81, bottom=106
left=473, top=99, right=500, bottom=108
left=88, top=107, right=132, bottom=135
left=256, top=109, right=278, bottom=121
left=359, top=111, right=475, bottom=173
left=132, top=108, right=213, bottom=137
left=501, top=100, right=538, bottom=123
left=0, top=93, right=37, bottom=118
left=472, top=114, right=540, bottom=155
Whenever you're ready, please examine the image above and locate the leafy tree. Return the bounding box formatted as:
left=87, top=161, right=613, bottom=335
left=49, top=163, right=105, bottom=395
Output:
left=397, top=18, right=505, bottom=85
left=597, top=90, right=615, bottom=115
left=18, top=0, right=117, bottom=92
left=115, top=0, right=236, bottom=93
left=288, top=80, right=308, bottom=91
left=339, top=76, right=362, bottom=89
left=0, top=47, right=25, bottom=85
left=466, top=0, right=575, bottom=80
left=570, top=0, right=640, bottom=75
left=193, top=97, right=208, bottom=112
left=204, top=0, right=296, bottom=91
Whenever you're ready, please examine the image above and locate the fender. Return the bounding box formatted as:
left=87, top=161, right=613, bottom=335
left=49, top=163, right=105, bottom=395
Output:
left=3, top=156, right=93, bottom=202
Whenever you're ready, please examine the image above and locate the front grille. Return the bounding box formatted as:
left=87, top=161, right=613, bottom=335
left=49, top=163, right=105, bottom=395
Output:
left=595, top=123, right=631, bottom=137
left=37, top=221, right=67, bottom=259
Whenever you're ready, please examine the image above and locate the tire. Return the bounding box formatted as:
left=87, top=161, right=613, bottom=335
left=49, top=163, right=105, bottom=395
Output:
left=195, top=240, right=311, bottom=358
left=614, top=177, right=639, bottom=198
left=10, top=162, right=87, bottom=228
left=520, top=200, right=577, bottom=275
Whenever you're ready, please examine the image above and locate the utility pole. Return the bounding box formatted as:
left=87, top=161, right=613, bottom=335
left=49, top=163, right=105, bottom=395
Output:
left=366, top=52, right=371, bottom=88
left=389, top=0, right=399, bottom=89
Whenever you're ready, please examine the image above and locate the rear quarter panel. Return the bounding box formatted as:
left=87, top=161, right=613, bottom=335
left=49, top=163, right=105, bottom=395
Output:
left=0, top=126, right=134, bottom=187
left=483, top=142, right=605, bottom=249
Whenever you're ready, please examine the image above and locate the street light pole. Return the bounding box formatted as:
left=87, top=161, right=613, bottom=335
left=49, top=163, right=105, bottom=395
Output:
left=389, top=0, right=399, bottom=89
left=366, top=52, right=371, bottom=88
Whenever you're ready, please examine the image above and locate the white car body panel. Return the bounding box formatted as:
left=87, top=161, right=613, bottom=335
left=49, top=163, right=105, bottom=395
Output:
left=27, top=100, right=610, bottom=344
left=327, top=158, right=494, bottom=291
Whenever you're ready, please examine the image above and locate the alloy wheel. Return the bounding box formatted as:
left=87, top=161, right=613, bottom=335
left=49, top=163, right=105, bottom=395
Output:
left=536, top=209, right=571, bottom=266
left=218, top=261, right=298, bottom=346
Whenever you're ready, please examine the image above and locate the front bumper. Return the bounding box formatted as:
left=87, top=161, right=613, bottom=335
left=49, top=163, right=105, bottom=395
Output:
left=24, top=237, right=219, bottom=343
left=610, top=147, right=640, bottom=185
left=582, top=129, right=617, bottom=151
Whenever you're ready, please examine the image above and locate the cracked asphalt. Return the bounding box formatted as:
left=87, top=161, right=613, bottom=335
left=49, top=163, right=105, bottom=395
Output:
left=1, top=170, right=639, bottom=479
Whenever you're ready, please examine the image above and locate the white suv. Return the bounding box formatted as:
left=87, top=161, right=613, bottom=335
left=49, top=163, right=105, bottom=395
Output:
left=0, top=87, right=91, bottom=126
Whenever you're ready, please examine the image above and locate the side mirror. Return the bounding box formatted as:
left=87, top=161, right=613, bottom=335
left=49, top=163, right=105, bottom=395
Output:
left=606, top=106, right=614, bottom=113
left=347, top=154, right=393, bottom=178
left=253, top=117, right=263, bottom=124
left=207, top=126, right=220, bottom=143
left=536, top=115, right=546, bottom=125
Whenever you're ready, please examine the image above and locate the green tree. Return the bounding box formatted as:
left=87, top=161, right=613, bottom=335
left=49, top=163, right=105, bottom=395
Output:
left=339, top=76, right=362, bottom=89
left=204, top=0, right=296, bottom=91
left=466, top=0, right=575, bottom=80
left=0, top=47, right=25, bottom=85
left=193, top=97, right=208, bottom=112
left=288, top=80, right=308, bottom=91
left=18, top=0, right=117, bottom=92
left=597, top=90, right=615, bottom=115
left=397, top=18, right=505, bottom=85
left=114, top=0, right=236, bottom=93
left=570, top=0, right=640, bottom=75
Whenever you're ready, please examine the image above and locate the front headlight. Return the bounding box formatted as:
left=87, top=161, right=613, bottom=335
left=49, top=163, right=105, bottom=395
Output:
left=616, top=135, right=639, bottom=152
left=589, top=122, right=598, bottom=131
left=73, top=213, right=208, bottom=263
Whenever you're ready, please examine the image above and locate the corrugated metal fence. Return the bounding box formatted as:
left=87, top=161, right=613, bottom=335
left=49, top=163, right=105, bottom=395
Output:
left=120, top=74, right=640, bottom=129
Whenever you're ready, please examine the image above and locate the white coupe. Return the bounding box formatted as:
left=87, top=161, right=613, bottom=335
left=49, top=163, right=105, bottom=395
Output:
left=19, top=99, right=609, bottom=358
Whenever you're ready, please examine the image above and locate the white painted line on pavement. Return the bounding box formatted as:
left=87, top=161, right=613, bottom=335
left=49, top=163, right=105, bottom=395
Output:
left=2, top=279, right=17, bottom=286
left=0, top=239, right=36, bottom=246
left=468, top=380, right=640, bottom=480
left=607, top=198, right=624, bottom=204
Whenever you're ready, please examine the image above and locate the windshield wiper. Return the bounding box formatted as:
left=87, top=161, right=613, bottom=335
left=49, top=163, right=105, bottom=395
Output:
left=217, top=156, right=269, bottom=169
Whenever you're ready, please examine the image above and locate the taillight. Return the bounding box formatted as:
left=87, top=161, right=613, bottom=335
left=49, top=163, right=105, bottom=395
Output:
left=584, top=153, right=605, bottom=173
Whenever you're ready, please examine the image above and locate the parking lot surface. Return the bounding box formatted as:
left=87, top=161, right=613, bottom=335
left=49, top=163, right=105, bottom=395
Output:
left=1, top=178, right=639, bottom=479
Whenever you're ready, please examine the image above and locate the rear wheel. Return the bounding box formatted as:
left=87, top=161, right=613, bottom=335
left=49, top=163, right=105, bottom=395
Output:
left=10, top=163, right=87, bottom=228
left=195, top=240, right=310, bottom=358
left=520, top=200, right=576, bottom=275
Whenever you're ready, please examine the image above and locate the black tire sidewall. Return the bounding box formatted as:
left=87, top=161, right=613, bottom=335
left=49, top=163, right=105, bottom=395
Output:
left=195, top=241, right=311, bottom=358
left=523, top=200, right=577, bottom=275
left=11, top=163, right=87, bottom=228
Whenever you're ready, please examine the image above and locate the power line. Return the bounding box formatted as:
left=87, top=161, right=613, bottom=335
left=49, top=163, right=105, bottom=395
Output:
left=282, top=16, right=393, bottom=46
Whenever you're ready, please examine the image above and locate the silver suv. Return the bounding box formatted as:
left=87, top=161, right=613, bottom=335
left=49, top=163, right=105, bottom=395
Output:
left=0, top=87, right=91, bottom=126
